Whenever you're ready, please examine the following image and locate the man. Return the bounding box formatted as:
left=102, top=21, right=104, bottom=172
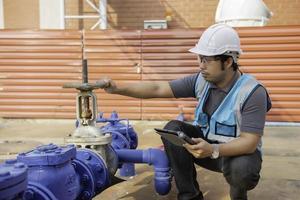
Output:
left=97, top=24, right=272, bottom=200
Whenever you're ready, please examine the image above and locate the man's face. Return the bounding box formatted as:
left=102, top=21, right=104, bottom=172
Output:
left=197, top=55, right=226, bottom=84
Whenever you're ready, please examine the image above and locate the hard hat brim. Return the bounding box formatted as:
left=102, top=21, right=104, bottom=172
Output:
left=189, top=46, right=243, bottom=56
left=188, top=46, right=217, bottom=56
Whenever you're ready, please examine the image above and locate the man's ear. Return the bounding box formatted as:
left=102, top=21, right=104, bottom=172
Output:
left=225, top=57, right=233, bottom=69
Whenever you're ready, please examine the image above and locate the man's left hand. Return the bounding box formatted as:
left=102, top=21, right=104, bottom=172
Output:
left=183, top=138, right=213, bottom=158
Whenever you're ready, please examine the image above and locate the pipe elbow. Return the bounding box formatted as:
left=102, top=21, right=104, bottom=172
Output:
left=144, top=148, right=172, bottom=195
left=115, top=148, right=172, bottom=195
left=143, top=148, right=169, bottom=169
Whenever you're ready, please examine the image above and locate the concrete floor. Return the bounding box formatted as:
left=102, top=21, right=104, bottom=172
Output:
left=0, top=119, right=299, bottom=200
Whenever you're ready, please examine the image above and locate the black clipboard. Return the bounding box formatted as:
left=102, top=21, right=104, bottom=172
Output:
left=154, top=128, right=196, bottom=146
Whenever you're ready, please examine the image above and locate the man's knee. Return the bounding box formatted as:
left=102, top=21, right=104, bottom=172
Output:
left=161, top=120, right=184, bottom=147
left=223, top=156, right=261, bottom=190
left=161, top=120, right=188, bottom=154
left=164, top=120, right=185, bottom=130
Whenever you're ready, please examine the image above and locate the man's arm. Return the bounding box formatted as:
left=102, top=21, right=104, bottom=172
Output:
left=96, top=78, right=174, bottom=99
left=219, top=132, right=260, bottom=155
left=183, top=132, right=260, bottom=158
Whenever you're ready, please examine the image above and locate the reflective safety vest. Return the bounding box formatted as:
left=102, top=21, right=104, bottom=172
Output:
left=193, top=74, right=262, bottom=144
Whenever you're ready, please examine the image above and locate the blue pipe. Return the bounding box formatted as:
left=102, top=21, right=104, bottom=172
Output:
left=115, top=148, right=172, bottom=195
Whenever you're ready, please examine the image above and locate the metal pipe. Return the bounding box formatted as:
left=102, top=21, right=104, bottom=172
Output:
left=99, top=0, right=107, bottom=29
left=65, top=15, right=99, bottom=19
left=82, top=59, right=88, bottom=84
left=86, top=0, right=100, bottom=13
left=115, top=148, right=172, bottom=195
left=0, top=0, right=4, bottom=29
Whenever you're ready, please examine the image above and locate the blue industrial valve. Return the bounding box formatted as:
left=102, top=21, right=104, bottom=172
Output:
left=97, top=111, right=139, bottom=176
left=16, top=143, right=110, bottom=200
left=0, top=159, right=28, bottom=200
left=97, top=111, right=138, bottom=150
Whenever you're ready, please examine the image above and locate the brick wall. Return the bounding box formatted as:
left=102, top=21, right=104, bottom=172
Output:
left=3, top=0, right=39, bottom=29
left=65, top=0, right=219, bottom=29
left=2, top=1, right=300, bottom=30
left=264, top=0, right=300, bottom=25
left=65, top=0, right=300, bottom=30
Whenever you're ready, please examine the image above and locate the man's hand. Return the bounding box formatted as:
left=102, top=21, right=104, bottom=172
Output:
left=96, top=78, right=117, bottom=94
left=183, top=132, right=261, bottom=158
left=183, top=138, right=213, bottom=158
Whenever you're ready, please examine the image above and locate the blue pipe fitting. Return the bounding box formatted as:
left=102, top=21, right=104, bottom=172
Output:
left=0, top=159, right=28, bottom=200
left=97, top=111, right=138, bottom=177
left=115, top=148, right=172, bottom=195
left=110, top=131, right=131, bottom=150
left=17, top=143, right=80, bottom=200
left=119, top=163, right=135, bottom=177
left=74, top=148, right=110, bottom=198
left=97, top=111, right=138, bottom=150
left=24, top=182, right=58, bottom=200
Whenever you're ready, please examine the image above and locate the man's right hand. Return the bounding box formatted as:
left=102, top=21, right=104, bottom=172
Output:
left=96, top=78, right=117, bottom=94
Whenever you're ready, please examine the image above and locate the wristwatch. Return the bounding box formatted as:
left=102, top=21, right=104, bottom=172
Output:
left=210, top=144, right=220, bottom=159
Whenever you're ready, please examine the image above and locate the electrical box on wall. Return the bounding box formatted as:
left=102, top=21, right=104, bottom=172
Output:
left=144, top=20, right=168, bottom=29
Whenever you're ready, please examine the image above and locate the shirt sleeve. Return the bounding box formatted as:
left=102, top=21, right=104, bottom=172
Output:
left=168, top=73, right=199, bottom=98
left=240, top=85, right=269, bottom=135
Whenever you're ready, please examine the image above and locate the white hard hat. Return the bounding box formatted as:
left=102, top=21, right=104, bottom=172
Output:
left=189, top=23, right=242, bottom=62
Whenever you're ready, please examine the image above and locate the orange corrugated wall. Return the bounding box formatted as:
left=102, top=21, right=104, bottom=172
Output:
left=0, top=26, right=299, bottom=122
left=0, top=30, right=82, bottom=118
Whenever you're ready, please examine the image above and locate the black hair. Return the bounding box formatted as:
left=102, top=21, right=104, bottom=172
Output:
left=216, top=55, right=239, bottom=71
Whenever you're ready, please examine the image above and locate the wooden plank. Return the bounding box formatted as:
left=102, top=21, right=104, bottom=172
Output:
left=0, top=59, right=82, bottom=66
left=85, top=30, right=141, bottom=39
left=240, top=66, right=300, bottom=73
left=0, top=39, right=81, bottom=46
left=240, top=51, right=300, bottom=59
left=2, top=72, right=80, bottom=79
left=270, top=101, right=300, bottom=108
left=0, top=66, right=81, bottom=73
left=239, top=58, right=300, bottom=66
left=84, top=40, right=141, bottom=46
left=142, top=67, right=198, bottom=74
left=85, top=46, right=141, bottom=53
left=142, top=39, right=196, bottom=46
left=142, top=53, right=194, bottom=60
left=268, top=108, right=300, bottom=115
left=0, top=46, right=82, bottom=52
left=266, top=115, right=300, bottom=122
left=267, top=87, right=300, bottom=94
left=142, top=29, right=201, bottom=39
left=242, top=44, right=300, bottom=51
left=0, top=52, right=82, bottom=59
left=0, top=30, right=81, bottom=39
left=86, top=52, right=140, bottom=60
left=237, top=26, right=300, bottom=37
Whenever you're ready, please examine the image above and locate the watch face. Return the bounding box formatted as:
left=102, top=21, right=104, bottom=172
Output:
left=212, top=151, right=219, bottom=158
left=211, top=144, right=219, bottom=159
